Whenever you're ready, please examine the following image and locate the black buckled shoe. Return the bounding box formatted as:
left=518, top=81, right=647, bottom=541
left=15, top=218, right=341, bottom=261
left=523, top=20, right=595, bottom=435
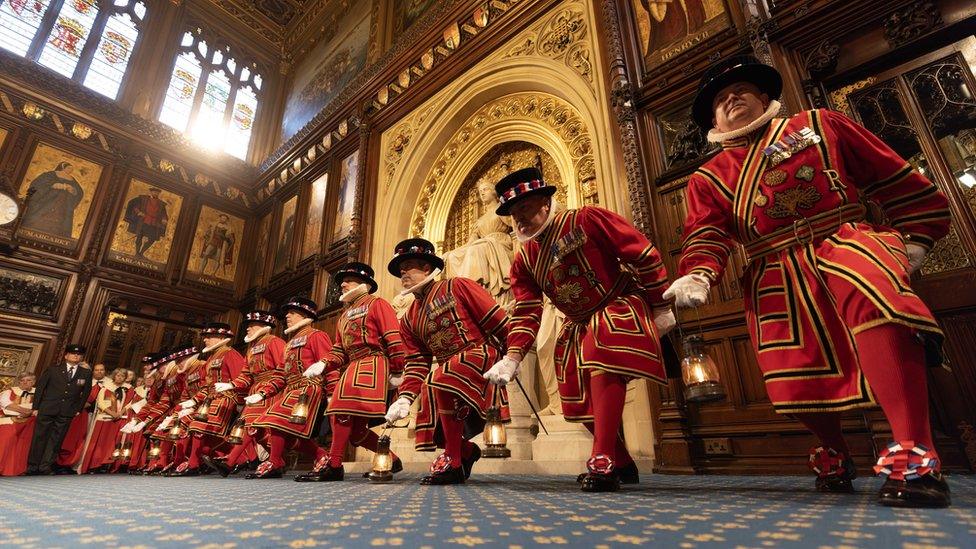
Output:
left=809, top=447, right=856, bottom=493
left=878, top=474, right=951, bottom=508
left=244, top=461, right=283, bottom=479
left=362, top=458, right=404, bottom=478
left=170, top=467, right=200, bottom=477
left=203, top=455, right=231, bottom=478
left=461, top=444, right=481, bottom=479
left=295, top=456, right=341, bottom=482
left=580, top=472, right=620, bottom=492
left=421, top=466, right=465, bottom=485
left=576, top=462, right=639, bottom=485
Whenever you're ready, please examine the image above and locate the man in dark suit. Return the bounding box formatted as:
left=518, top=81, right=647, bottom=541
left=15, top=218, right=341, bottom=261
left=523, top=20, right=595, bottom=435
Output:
left=26, top=344, right=93, bottom=475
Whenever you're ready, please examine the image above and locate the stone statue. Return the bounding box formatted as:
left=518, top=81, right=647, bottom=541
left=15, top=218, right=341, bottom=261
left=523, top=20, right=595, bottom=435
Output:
left=442, top=178, right=515, bottom=311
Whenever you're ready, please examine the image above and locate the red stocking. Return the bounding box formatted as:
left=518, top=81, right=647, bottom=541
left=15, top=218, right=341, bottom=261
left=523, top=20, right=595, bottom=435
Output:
left=157, top=440, right=173, bottom=467
left=294, top=438, right=328, bottom=462
left=583, top=422, right=634, bottom=468
left=589, top=372, right=627, bottom=464
left=328, top=415, right=353, bottom=467
left=268, top=431, right=288, bottom=468
left=794, top=412, right=849, bottom=454
left=855, top=324, right=935, bottom=450
left=435, top=389, right=464, bottom=468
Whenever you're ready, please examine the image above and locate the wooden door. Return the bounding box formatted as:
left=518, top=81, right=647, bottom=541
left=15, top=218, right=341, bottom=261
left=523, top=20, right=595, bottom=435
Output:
left=94, top=311, right=199, bottom=376
left=828, top=38, right=976, bottom=470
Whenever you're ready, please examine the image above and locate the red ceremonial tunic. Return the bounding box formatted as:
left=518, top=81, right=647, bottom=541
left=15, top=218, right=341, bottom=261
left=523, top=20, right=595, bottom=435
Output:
left=326, top=294, right=406, bottom=418
left=232, top=333, right=286, bottom=427
left=57, top=379, right=100, bottom=467
left=397, top=277, right=510, bottom=451
left=78, top=382, right=131, bottom=473
left=678, top=109, right=950, bottom=414
left=507, top=206, right=671, bottom=421
left=135, top=377, right=169, bottom=433
left=175, top=360, right=207, bottom=433
left=188, top=346, right=246, bottom=436
left=253, top=326, right=333, bottom=438
left=148, top=372, right=187, bottom=441
left=0, top=388, right=35, bottom=476
left=115, top=385, right=149, bottom=469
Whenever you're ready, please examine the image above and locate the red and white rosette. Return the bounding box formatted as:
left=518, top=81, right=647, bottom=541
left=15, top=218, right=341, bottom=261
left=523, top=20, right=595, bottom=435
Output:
left=586, top=454, right=614, bottom=475
left=873, top=440, right=939, bottom=481
left=808, top=446, right=849, bottom=478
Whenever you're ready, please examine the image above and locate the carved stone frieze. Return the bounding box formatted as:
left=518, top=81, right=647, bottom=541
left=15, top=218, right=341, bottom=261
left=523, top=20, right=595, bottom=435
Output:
left=883, top=0, right=943, bottom=48
left=804, top=40, right=840, bottom=77
left=503, top=6, right=594, bottom=88
left=408, top=93, right=596, bottom=237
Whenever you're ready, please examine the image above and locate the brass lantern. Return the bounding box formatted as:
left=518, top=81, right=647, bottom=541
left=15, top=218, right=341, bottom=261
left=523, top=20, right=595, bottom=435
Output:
left=226, top=418, right=245, bottom=445
left=122, top=440, right=133, bottom=459
left=680, top=335, right=727, bottom=403
left=368, top=434, right=395, bottom=482
left=289, top=393, right=310, bottom=424
left=149, top=442, right=161, bottom=459
left=111, top=442, right=123, bottom=461
left=167, top=420, right=184, bottom=440
left=193, top=396, right=212, bottom=421
left=482, top=406, right=510, bottom=458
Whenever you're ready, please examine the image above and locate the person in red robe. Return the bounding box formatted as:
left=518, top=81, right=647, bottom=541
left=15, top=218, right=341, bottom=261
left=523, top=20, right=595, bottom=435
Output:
left=124, top=186, right=169, bottom=258
left=215, top=310, right=286, bottom=476
left=178, top=322, right=246, bottom=477
left=112, top=357, right=154, bottom=473
left=122, top=353, right=170, bottom=473
left=54, top=362, right=106, bottom=474
left=250, top=297, right=334, bottom=479
left=78, top=368, right=131, bottom=474
left=296, top=263, right=406, bottom=482
left=384, top=238, right=510, bottom=485
left=0, top=374, right=36, bottom=476
left=484, top=167, right=675, bottom=492
left=667, top=55, right=952, bottom=507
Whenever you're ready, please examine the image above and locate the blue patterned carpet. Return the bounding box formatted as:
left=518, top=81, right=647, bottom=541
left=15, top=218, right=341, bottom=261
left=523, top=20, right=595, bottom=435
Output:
left=1, top=473, right=973, bottom=548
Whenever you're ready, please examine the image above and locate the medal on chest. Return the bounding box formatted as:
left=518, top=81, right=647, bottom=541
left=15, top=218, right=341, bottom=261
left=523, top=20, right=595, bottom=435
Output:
left=426, top=294, right=455, bottom=318
left=288, top=335, right=308, bottom=349
left=250, top=343, right=266, bottom=354
left=762, top=126, right=821, bottom=167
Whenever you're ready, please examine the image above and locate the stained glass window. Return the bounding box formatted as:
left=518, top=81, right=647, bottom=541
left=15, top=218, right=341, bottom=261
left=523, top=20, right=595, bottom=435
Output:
left=0, top=0, right=146, bottom=99
left=158, top=29, right=263, bottom=160
left=0, top=0, right=53, bottom=56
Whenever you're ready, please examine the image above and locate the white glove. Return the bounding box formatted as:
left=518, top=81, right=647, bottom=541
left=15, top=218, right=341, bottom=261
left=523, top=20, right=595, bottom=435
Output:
left=385, top=397, right=411, bottom=423
left=214, top=382, right=234, bottom=393
left=179, top=399, right=195, bottom=409
left=906, top=243, right=927, bottom=274
left=389, top=374, right=403, bottom=388
left=122, top=419, right=137, bottom=433
left=156, top=416, right=173, bottom=431
left=178, top=408, right=193, bottom=418
left=653, top=306, right=677, bottom=336
left=662, top=274, right=710, bottom=308
left=303, top=361, right=326, bottom=378
left=483, top=356, right=520, bottom=386
left=244, top=393, right=264, bottom=405
left=134, top=421, right=147, bottom=432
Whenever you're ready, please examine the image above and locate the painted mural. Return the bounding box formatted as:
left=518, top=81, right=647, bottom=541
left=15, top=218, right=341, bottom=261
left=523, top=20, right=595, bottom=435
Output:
left=631, top=0, right=730, bottom=72
left=303, top=173, right=328, bottom=259
left=250, top=211, right=272, bottom=288
left=280, top=0, right=371, bottom=141
left=274, top=195, right=298, bottom=274
left=17, top=143, right=103, bottom=249
left=185, top=205, right=246, bottom=287
left=107, top=179, right=183, bottom=272
left=332, top=151, right=359, bottom=241
left=392, top=0, right=437, bottom=39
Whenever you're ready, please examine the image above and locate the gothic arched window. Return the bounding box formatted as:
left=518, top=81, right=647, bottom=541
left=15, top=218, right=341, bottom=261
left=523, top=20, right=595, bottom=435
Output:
left=158, top=27, right=263, bottom=160
left=0, top=0, right=147, bottom=99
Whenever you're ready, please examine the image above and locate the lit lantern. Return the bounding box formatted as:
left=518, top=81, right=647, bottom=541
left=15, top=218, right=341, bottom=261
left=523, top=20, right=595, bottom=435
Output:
left=122, top=440, right=132, bottom=459
left=193, top=396, right=212, bottom=421
left=167, top=420, right=184, bottom=440
left=482, top=406, right=510, bottom=458
left=680, top=335, right=727, bottom=403
left=226, top=418, right=246, bottom=445
left=289, top=393, right=310, bottom=424
left=111, top=442, right=123, bottom=461
left=368, top=434, right=395, bottom=482
left=149, top=442, right=161, bottom=459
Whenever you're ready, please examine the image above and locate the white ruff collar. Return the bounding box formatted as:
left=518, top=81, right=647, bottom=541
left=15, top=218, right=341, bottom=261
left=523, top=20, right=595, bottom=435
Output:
left=340, top=283, right=369, bottom=303
left=401, top=268, right=442, bottom=296
left=284, top=317, right=313, bottom=335
left=202, top=338, right=232, bottom=353
left=244, top=325, right=272, bottom=343
left=519, top=200, right=562, bottom=244
left=707, top=100, right=782, bottom=144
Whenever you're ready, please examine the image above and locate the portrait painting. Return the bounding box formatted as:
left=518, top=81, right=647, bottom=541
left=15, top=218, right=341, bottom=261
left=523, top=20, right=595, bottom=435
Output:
left=631, top=0, right=730, bottom=71
left=16, top=143, right=104, bottom=249
left=0, top=338, right=44, bottom=392
left=0, top=265, right=64, bottom=320
left=250, top=211, right=272, bottom=288
left=186, top=205, right=246, bottom=287
left=393, top=0, right=438, bottom=39
left=302, top=173, right=328, bottom=259
left=332, top=151, right=359, bottom=242
left=280, top=0, right=370, bottom=141
left=274, top=195, right=298, bottom=274
left=107, top=179, right=183, bottom=272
